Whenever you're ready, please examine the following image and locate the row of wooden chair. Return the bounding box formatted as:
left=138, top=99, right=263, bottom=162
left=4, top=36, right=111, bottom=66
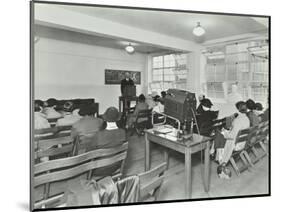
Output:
left=228, top=121, right=269, bottom=176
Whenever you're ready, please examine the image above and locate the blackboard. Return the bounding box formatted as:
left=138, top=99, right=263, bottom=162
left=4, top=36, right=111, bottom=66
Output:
left=105, top=69, right=141, bottom=85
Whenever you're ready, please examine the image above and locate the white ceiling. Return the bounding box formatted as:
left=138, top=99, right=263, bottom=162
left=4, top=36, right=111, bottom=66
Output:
left=60, top=5, right=268, bottom=41
left=34, top=25, right=172, bottom=54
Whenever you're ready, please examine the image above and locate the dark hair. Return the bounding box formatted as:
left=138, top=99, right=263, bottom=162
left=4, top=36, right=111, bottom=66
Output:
left=34, top=100, right=44, bottom=112
left=153, top=95, right=161, bottom=102
left=255, top=102, right=263, bottom=111
left=235, top=101, right=247, bottom=114
left=63, top=101, right=74, bottom=112
left=246, top=99, right=256, bottom=111
left=78, top=105, right=96, bottom=116
left=46, top=98, right=58, bottom=107
left=138, top=94, right=146, bottom=102
left=161, top=91, right=166, bottom=98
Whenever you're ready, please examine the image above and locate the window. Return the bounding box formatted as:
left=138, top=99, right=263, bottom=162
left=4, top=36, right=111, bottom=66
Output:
left=203, top=40, right=269, bottom=104
left=150, top=53, right=188, bottom=94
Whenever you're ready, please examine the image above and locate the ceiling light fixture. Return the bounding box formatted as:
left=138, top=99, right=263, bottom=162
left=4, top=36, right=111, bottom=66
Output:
left=125, top=43, right=135, bottom=54
left=193, top=22, right=205, bottom=36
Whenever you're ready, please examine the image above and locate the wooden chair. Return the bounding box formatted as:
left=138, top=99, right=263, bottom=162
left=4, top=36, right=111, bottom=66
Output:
left=134, top=109, right=153, bottom=136
left=243, top=121, right=269, bottom=165
left=33, top=142, right=128, bottom=209
left=229, top=127, right=252, bottom=176
left=34, top=126, right=74, bottom=162
left=138, top=163, right=167, bottom=201
left=34, top=125, right=72, bottom=141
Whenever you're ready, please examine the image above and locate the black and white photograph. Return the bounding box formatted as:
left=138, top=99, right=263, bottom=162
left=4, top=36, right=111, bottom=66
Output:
left=30, top=1, right=270, bottom=210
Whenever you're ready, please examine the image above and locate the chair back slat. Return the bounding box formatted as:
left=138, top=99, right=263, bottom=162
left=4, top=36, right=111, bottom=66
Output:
left=34, top=126, right=72, bottom=141
left=138, top=163, right=166, bottom=200
left=37, top=136, right=73, bottom=150
left=235, top=127, right=251, bottom=144
left=34, top=151, right=127, bottom=187
left=35, top=144, right=73, bottom=160
left=35, top=142, right=128, bottom=175
left=136, top=109, right=152, bottom=120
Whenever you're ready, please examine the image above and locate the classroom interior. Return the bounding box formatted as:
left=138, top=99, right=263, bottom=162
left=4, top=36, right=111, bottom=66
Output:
left=32, top=2, right=269, bottom=209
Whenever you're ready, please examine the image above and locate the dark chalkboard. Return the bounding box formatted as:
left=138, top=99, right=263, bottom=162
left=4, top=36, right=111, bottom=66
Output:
left=105, top=69, right=141, bottom=85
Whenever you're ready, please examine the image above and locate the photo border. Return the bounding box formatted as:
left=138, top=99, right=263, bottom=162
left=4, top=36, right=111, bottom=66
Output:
left=30, top=1, right=271, bottom=211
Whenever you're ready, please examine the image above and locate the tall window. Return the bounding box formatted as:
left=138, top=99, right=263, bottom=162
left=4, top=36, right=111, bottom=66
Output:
left=203, top=39, right=269, bottom=104
left=150, top=53, right=188, bottom=94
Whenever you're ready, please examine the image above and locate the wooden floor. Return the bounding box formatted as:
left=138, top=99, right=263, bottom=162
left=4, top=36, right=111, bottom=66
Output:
left=124, top=134, right=269, bottom=200
left=34, top=133, right=269, bottom=202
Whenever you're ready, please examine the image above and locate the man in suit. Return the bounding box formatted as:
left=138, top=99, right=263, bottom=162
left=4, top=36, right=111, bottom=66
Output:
left=120, top=72, right=135, bottom=112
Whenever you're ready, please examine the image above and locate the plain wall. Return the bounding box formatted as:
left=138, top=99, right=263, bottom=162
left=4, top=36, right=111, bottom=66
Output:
left=34, top=37, right=147, bottom=113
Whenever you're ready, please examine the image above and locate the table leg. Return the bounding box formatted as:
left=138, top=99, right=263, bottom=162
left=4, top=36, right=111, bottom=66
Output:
left=204, top=141, right=210, bottom=192
left=164, top=150, right=169, bottom=170
left=145, top=133, right=151, bottom=171
left=184, top=148, right=192, bottom=199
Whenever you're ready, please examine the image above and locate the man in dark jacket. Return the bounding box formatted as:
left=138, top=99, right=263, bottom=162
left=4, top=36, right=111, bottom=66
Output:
left=121, top=72, right=135, bottom=112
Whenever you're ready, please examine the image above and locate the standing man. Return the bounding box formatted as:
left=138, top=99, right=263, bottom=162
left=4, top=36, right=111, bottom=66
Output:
left=120, top=72, right=135, bottom=112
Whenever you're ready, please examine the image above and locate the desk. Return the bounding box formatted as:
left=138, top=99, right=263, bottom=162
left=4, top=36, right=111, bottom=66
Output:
left=119, top=96, right=138, bottom=113
left=144, top=129, right=211, bottom=199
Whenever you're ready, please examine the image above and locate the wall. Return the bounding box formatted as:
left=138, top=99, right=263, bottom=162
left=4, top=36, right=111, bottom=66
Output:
left=34, top=37, right=147, bottom=113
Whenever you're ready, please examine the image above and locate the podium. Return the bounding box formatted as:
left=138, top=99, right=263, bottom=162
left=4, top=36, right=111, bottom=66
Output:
left=119, top=96, right=138, bottom=113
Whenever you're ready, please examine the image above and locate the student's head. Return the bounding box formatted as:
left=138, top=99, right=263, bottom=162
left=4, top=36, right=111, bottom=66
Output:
left=63, top=101, right=74, bottom=113
left=199, top=94, right=205, bottom=102
left=201, top=98, right=213, bottom=111
left=138, top=94, right=146, bottom=102
left=235, top=101, right=248, bottom=114
left=246, top=99, right=256, bottom=111
left=153, top=95, right=161, bottom=102
left=34, top=100, right=44, bottom=112
left=102, top=107, right=121, bottom=123
left=161, top=91, right=166, bottom=98
left=46, top=98, right=58, bottom=108
left=125, top=72, right=130, bottom=79
left=78, top=105, right=96, bottom=117
left=255, top=102, right=263, bottom=111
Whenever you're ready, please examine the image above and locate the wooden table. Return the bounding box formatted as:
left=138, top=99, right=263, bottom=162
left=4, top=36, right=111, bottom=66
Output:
left=118, top=96, right=138, bottom=113
left=145, top=129, right=211, bottom=199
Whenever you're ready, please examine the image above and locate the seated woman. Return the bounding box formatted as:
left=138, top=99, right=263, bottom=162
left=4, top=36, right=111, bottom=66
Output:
left=71, top=105, right=104, bottom=155
left=246, top=99, right=260, bottom=127
left=34, top=99, right=50, bottom=130
left=195, top=98, right=218, bottom=136
left=43, top=98, right=62, bottom=119
left=152, top=95, right=164, bottom=113
left=196, top=94, right=206, bottom=115
left=84, top=107, right=126, bottom=177
left=56, top=101, right=81, bottom=126
left=126, top=94, right=149, bottom=129
left=214, top=101, right=250, bottom=179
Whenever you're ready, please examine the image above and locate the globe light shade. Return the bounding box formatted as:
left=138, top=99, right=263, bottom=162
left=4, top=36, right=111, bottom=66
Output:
left=193, top=22, right=205, bottom=36
left=125, top=44, right=135, bottom=54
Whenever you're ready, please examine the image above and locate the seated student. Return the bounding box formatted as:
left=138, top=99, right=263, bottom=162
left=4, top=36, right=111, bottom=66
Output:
left=56, top=101, right=81, bottom=126
left=254, top=102, right=264, bottom=122
left=246, top=99, right=260, bottom=127
left=43, top=98, right=62, bottom=119
left=195, top=98, right=218, bottom=136
left=34, top=100, right=50, bottom=130
left=152, top=95, right=164, bottom=113
left=160, top=91, right=167, bottom=104
left=126, top=94, right=149, bottom=129
left=214, top=101, right=250, bottom=179
left=83, top=107, right=126, bottom=176
left=196, top=94, right=206, bottom=115
left=71, top=105, right=103, bottom=139
left=146, top=91, right=158, bottom=109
